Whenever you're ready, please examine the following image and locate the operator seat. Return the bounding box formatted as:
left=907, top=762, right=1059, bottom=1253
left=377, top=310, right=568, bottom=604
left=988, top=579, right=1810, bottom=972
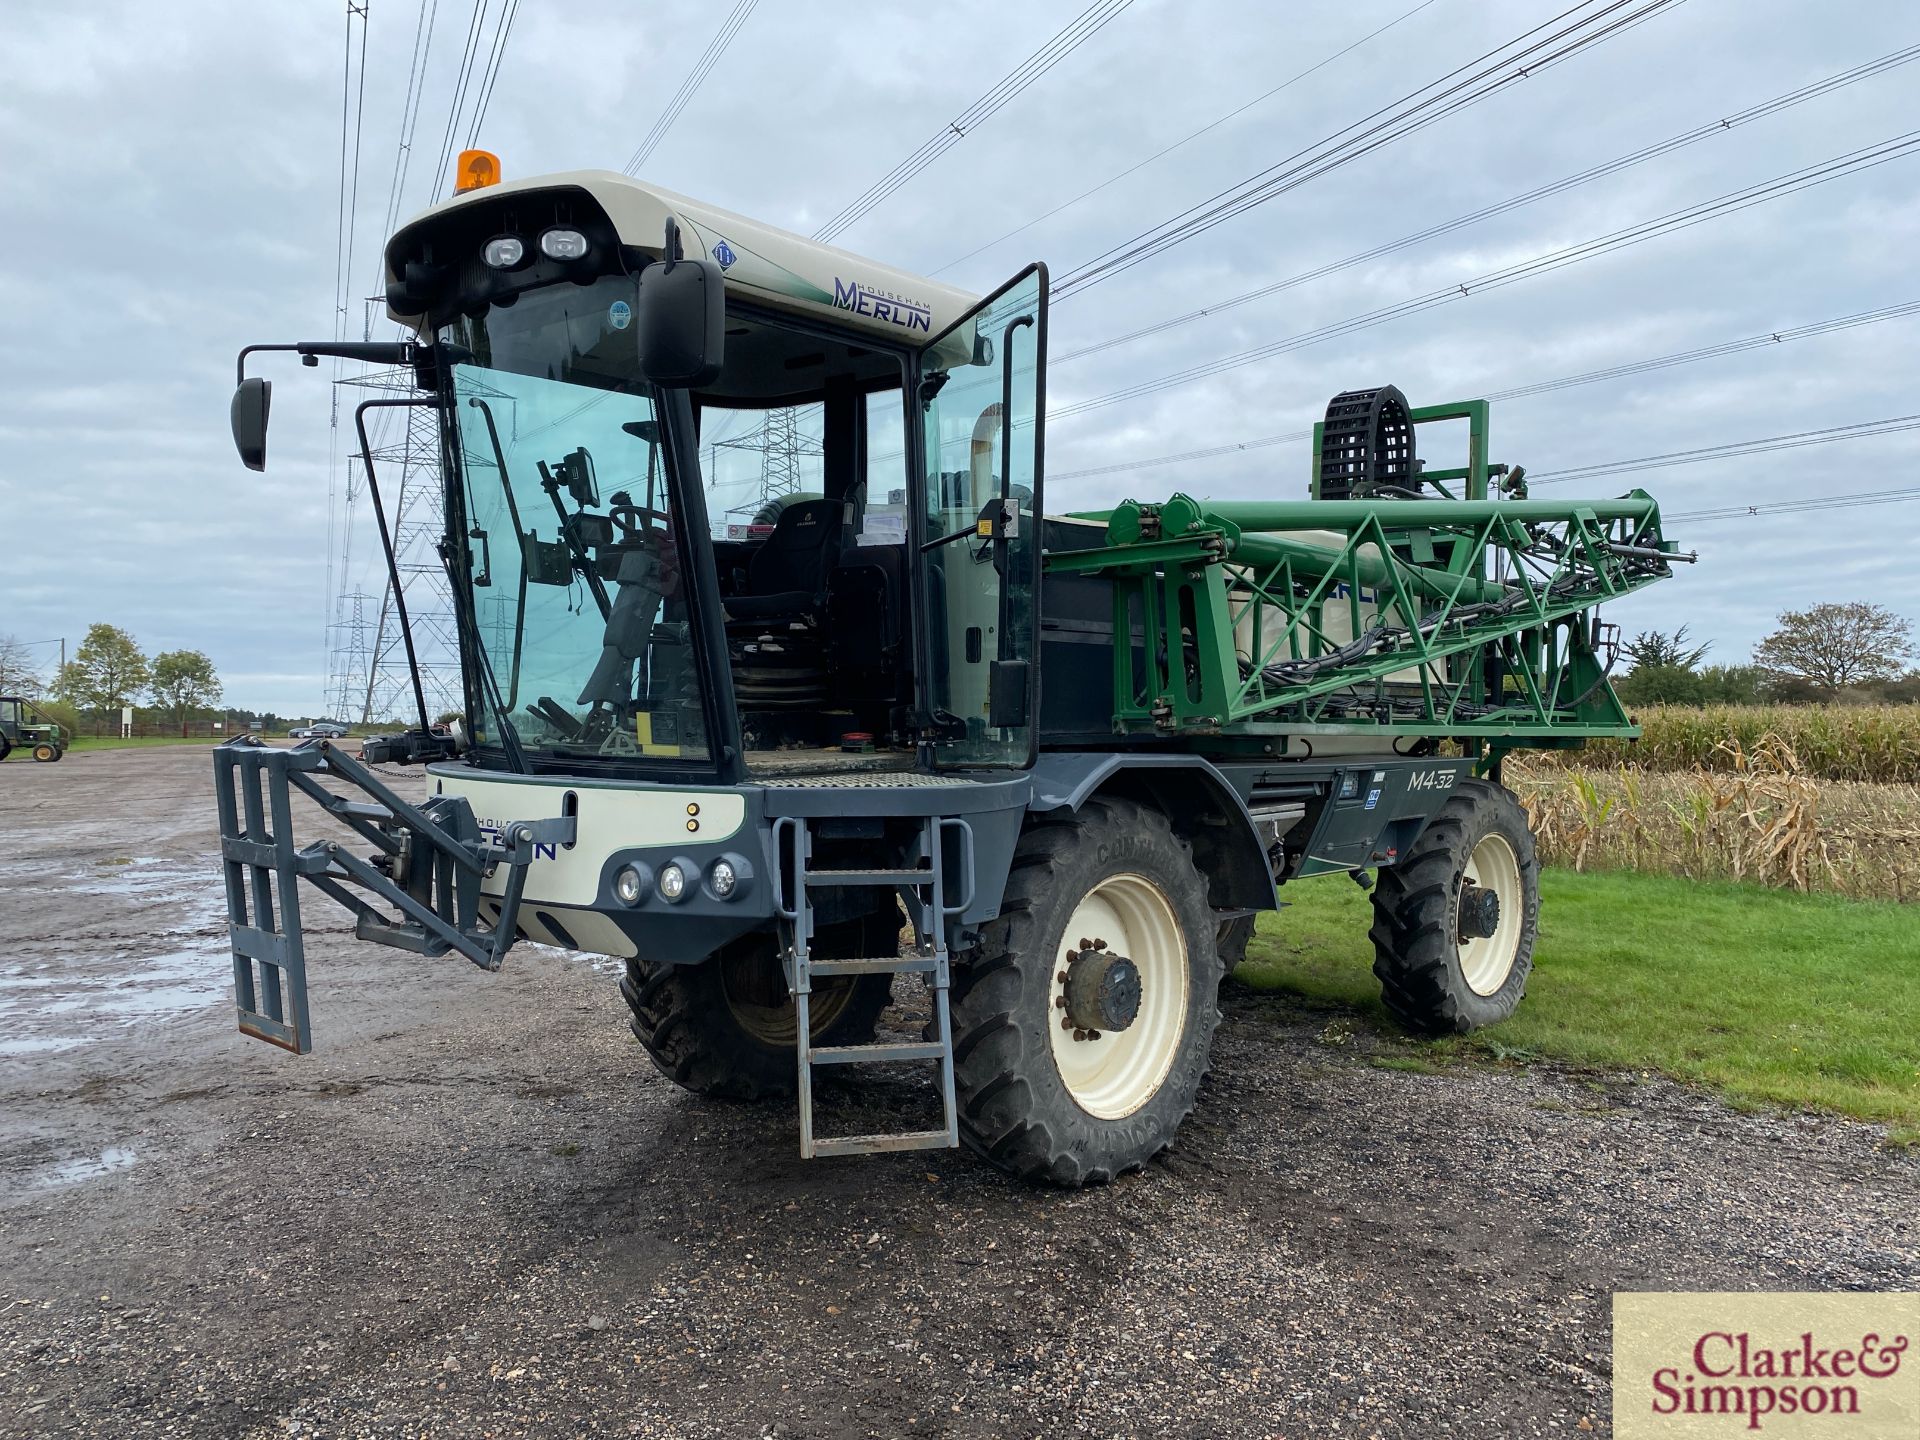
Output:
left=726, top=498, right=845, bottom=709
left=723, top=499, right=844, bottom=625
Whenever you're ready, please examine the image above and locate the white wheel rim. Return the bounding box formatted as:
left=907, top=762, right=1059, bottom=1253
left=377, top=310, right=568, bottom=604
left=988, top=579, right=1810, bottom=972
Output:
left=1458, top=832, right=1522, bottom=996
left=1048, top=873, right=1189, bottom=1120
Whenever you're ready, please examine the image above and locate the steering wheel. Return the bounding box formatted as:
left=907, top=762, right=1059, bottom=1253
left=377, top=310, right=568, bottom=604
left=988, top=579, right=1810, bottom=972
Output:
left=610, top=498, right=672, bottom=537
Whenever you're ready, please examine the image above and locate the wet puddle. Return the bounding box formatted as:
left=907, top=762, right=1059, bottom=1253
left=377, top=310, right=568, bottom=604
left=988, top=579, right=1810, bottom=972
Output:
left=0, top=859, right=232, bottom=1054
left=36, top=1146, right=138, bottom=1188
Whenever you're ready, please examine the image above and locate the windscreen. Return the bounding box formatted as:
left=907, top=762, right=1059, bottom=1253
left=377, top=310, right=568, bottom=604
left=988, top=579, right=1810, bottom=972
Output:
left=443, top=277, right=710, bottom=764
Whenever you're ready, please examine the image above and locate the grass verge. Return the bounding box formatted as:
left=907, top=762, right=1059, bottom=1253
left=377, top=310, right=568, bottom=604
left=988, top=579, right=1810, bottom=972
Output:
left=1235, top=869, right=1920, bottom=1143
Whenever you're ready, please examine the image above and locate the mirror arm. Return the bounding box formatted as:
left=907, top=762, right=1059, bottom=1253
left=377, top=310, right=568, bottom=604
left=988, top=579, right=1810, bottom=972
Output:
left=237, top=340, right=419, bottom=386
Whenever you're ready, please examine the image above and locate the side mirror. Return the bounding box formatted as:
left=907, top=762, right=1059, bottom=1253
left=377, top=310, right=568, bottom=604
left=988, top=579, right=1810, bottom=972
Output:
left=637, top=259, right=725, bottom=388
left=231, top=376, right=272, bottom=471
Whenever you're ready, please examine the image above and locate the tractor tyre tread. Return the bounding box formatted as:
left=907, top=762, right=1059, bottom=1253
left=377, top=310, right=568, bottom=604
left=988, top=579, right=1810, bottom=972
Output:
left=1369, top=779, right=1538, bottom=1036
left=949, top=799, right=1222, bottom=1188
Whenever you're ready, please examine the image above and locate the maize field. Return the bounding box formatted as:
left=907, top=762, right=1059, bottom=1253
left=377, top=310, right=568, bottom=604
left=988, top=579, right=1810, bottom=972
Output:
left=1511, top=737, right=1920, bottom=903
left=1572, top=704, right=1920, bottom=784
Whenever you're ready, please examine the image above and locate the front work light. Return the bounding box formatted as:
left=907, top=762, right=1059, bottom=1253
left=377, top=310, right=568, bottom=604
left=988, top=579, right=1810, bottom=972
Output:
left=614, top=864, right=646, bottom=905
left=709, top=859, right=737, bottom=899
left=540, top=227, right=590, bottom=261
left=658, top=863, right=687, bottom=903
left=483, top=235, right=526, bottom=269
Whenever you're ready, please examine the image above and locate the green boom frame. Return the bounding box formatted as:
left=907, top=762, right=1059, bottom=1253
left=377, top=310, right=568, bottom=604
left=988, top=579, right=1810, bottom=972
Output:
left=1050, top=450, right=1683, bottom=758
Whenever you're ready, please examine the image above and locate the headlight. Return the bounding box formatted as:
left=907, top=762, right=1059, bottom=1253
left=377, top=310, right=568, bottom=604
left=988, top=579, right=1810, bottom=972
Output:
left=539, top=227, right=589, bottom=261
left=658, top=863, right=687, bottom=902
left=614, top=864, right=645, bottom=905
left=709, top=859, right=736, bottom=899
left=482, top=235, right=526, bottom=269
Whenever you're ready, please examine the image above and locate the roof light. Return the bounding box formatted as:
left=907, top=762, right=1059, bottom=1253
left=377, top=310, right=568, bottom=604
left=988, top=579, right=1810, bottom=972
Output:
left=482, top=235, right=526, bottom=269
left=540, top=227, right=590, bottom=261
left=455, top=149, right=501, bottom=193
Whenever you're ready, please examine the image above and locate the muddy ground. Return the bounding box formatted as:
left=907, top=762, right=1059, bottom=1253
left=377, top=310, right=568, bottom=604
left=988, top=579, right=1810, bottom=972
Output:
left=1, top=746, right=1914, bottom=1439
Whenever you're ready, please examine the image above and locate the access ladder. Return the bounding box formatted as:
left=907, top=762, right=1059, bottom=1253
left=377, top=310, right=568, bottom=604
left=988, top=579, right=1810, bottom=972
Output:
left=773, top=814, right=974, bottom=1157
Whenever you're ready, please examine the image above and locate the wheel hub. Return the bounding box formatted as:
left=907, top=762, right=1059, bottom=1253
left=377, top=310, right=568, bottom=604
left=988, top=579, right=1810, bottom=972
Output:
left=1457, top=879, right=1501, bottom=941
left=1059, top=939, right=1142, bottom=1038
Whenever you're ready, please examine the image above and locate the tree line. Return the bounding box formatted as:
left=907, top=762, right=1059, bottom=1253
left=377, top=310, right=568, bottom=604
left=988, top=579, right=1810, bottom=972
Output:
left=0, top=624, right=224, bottom=726
left=1618, top=601, right=1917, bottom=707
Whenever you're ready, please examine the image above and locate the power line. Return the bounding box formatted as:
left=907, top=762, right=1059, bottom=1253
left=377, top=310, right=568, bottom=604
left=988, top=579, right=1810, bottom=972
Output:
left=622, top=0, right=759, bottom=175
left=429, top=0, right=491, bottom=199
left=1048, top=300, right=1920, bottom=482
left=463, top=0, right=521, bottom=151
left=1057, top=41, right=1920, bottom=365
left=1670, top=484, right=1920, bottom=523
left=380, top=0, right=440, bottom=242
left=927, top=0, right=1443, bottom=278
left=811, top=0, right=1137, bottom=245
left=1052, top=0, right=1683, bottom=300
left=1050, top=130, right=1920, bottom=422
left=1531, top=414, right=1920, bottom=485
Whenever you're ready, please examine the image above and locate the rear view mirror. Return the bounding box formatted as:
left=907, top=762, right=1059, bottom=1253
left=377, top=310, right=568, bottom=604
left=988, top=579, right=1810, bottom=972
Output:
left=637, top=259, right=725, bottom=388
left=231, top=376, right=272, bottom=471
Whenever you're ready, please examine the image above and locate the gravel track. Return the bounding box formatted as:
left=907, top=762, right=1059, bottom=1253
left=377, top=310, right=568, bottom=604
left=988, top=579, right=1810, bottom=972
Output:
left=2, top=747, right=1914, bottom=1438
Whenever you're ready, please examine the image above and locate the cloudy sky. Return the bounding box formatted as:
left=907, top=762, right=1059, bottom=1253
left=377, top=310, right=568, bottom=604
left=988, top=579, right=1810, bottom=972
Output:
left=3, top=0, right=1916, bottom=714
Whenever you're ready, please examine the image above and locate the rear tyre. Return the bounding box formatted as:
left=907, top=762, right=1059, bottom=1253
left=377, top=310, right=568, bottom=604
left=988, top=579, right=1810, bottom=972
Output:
left=621, top=908, right=897, bottom=1101
left=949, top=798, right=1222, bottom=1187
left=1368, top=778, right=1538, bottom=1035
left=0, top=737, right=11, bottom=762
left=1216, top=914, right=1255, bottom=976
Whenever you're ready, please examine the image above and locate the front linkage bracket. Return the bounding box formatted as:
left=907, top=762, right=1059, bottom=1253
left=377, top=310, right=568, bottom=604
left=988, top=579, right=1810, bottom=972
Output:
left=212, top=737, right=575, bottom=1053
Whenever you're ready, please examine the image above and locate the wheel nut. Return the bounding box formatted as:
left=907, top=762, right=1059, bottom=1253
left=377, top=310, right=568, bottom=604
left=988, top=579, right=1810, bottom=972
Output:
left=1061, top=1015, right=1075, bottom=1030
left=1055, top=996, right=1068, bottom=1009
left=1092, top=938, right=1108, bottom=951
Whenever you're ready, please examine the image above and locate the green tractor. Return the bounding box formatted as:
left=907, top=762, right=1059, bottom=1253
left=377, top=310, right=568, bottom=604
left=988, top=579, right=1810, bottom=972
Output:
left=0, top=696, right=68, bottom=763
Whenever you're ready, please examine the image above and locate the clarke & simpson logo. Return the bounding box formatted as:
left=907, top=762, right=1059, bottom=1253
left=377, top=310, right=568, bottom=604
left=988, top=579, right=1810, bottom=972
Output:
left=1616, top=1294, right=1918, bottom=1438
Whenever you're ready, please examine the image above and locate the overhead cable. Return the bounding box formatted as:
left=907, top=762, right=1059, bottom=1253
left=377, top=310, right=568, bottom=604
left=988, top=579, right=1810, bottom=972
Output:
left=1530, top=414, right=1920, bottom=485
left=1052, top=0, right=1683, bottom=299
left=927, top=0, right=1443, bottom=277
left=1050, top=131, right=1920, bottom=422
left=623, top=0, right=760, bottom=175
left=811, top=0, right=1136, bottom=244
left=1048, top=301, right=1920, bottom=482
left=1057, top=42, right=1920, bottom=364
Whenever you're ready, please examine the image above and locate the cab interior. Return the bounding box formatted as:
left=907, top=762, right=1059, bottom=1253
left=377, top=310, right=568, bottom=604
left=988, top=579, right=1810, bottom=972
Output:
left=693, top=309, right=920, bottom=776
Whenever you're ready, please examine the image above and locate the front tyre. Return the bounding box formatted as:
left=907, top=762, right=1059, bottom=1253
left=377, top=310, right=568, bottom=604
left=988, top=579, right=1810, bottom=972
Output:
left=621, top=909, right=897, bottom=1101
left=32, top=743, right=61, bottom=763
left=1368, top=778, right=1538, bottom=1035
left=950, top=798, right=1222, bottom=1187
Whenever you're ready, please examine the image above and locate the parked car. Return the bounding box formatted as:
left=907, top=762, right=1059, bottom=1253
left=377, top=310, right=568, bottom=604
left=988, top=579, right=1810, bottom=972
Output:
left=288, top=721, right=350, bottom=739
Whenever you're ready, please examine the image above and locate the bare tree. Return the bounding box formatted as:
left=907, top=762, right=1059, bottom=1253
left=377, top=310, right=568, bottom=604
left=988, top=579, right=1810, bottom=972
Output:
left=0, top=633, right=46, bottom=695
left=1753, top=602, right=1915, bottom=693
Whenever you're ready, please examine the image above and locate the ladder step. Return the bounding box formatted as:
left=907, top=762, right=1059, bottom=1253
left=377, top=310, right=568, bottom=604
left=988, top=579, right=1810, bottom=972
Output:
left=805, top=955, right=938, bottom=976
left=809, top=1129, right=957, bottom=1157
left=808, top=1040, right=948, bottom=1066
left=804, top=868, right=933, bottom=887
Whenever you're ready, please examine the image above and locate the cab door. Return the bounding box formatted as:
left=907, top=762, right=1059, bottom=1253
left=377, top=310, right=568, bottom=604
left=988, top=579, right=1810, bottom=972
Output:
left=914, top=264, right=1047, bottom=768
